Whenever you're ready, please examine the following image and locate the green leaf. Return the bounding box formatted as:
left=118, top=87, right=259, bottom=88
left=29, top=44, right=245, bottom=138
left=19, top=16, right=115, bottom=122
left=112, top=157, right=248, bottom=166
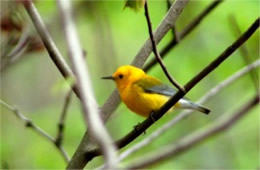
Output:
left=124, top=0, right=145, bottom=12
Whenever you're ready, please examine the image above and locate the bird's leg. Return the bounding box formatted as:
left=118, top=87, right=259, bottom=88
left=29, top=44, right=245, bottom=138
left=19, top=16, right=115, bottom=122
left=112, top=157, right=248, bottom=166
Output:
left=149, top=111, right=156, bottom=122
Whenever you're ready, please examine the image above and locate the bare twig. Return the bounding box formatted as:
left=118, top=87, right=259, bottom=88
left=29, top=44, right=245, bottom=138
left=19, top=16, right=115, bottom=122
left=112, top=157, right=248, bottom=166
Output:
left=114, top=17, right=259, bottom=151
left=100, top=0, right=189, bottom=122
left=144, top=0, right=185, bottom=92
left=84, top=17, right=259, bottom=161
left=57, top=0, right=118, bottom=168
left=0, top=100, right=70, bottom=163
left=22, top=1, right=81, bottom=99
left=127, top=94, right=259, bottom=169
left=67, top=0, right=189, bottom=169
left=144, top=0, right=224, bottom=72
left=229, top=15, right=259, bottom=91
left=130, top=0, right=189, bottom=68
left=116, top=59, right=260, bottom=163
left=55, top=90, right=73, bottom=147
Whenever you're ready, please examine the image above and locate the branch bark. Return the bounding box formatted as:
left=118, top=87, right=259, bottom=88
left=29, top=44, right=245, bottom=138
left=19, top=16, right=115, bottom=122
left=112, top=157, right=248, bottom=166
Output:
left=83, top=17, right=259, bottom=162
left=23, top=1, right=81, bottom=99
left=0, top=100, right=70, bottom=163
left=67, top=0, right=189, bottom=169
left=144, top=0, right=185, bottom=92
left=229, top=15, right=259, bottom=91
left=127, top=94, right=259, bottom=169
left=116, top=59, right=260, bottom=163
left=55, top=90, right=73, bottom=148
left=115, top=17, right=259, bottom=149
left=143, top=0, right=224, bottom=72
left=57, top=0, right=118, bottom=168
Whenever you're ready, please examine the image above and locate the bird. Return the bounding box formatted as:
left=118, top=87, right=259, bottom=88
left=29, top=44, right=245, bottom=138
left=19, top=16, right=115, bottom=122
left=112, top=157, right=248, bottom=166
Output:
left=102, top=65, right=210, bottom=117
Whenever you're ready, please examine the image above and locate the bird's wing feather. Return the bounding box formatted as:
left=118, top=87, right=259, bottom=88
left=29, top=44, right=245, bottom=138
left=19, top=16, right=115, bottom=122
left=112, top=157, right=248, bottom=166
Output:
left=135, top=75, right=176, bottom=96
left=136, top=75, right=190, bottom=100
left=145, top=84, right=177, bottom=96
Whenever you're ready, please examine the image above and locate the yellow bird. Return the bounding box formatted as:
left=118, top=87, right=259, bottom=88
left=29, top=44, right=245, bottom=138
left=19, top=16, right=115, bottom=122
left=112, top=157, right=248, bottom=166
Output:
left=102, top=65, right=210, bottom=117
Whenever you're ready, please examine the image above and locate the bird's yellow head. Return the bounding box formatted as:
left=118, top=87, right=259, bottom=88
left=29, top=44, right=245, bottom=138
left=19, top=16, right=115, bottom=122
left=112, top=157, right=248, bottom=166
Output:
left=102, top=65, right=145, bottom=90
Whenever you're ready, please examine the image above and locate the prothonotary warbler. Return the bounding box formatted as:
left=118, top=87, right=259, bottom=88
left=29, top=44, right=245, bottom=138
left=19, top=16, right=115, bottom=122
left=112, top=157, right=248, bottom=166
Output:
left=102, top=65, right=210, bottom=117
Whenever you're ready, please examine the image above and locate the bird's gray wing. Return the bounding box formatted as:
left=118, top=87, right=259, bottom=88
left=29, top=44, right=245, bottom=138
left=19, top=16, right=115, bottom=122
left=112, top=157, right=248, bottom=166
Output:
left=144, top=84, right=176, bottom=96
left=145, top=84, right=190, bottom=100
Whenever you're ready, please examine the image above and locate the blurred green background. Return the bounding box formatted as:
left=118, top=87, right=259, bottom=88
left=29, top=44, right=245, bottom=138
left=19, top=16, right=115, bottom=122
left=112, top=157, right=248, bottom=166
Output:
left=1, top=0, right=259, bottom=169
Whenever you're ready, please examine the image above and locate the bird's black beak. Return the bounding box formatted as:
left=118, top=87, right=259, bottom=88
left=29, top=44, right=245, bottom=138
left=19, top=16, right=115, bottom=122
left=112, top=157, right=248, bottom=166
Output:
left=101, top=76, right=114, bottom=80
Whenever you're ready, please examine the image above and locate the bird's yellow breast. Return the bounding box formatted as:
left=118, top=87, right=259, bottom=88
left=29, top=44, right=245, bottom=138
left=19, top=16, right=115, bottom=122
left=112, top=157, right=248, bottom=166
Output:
left=119, top=83, right=173, bottom=117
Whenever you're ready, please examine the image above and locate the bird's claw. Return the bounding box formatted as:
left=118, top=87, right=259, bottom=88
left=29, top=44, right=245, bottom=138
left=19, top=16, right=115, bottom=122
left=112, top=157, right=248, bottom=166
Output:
left=149, top=111, right=156, bottom=122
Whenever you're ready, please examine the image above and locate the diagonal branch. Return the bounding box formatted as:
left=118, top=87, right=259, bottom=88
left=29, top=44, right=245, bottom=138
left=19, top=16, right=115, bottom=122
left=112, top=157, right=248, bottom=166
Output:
left=144, top=0, right=185, bottom=92
left=67, top=0, right=189, bottom=169
left=22, top=1, right=81, bottom=99
left=55, top=90, right=73, bottom=148
left=100, top=0, right=189, bottom=122
left=84, top=17, right=259, bottom=161
left=229, top=15, right=259, bottom=91
left=116, top=59, right=260, bottom=163
left=0, top=100, right=70, bottom=163
left=114, top=17, right=259, bottom=150
left=127, top=94, right=259, bottom=169
left=166, top=0, right=180, bottom=42
left=57, top=0, right=118, bottom=168
left=144, top=0, right=224, bottom=72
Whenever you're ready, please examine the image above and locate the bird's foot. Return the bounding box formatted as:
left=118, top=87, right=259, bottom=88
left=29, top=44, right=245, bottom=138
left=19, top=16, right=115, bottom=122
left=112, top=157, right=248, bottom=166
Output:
left=149, top=111, right=156, bottom=122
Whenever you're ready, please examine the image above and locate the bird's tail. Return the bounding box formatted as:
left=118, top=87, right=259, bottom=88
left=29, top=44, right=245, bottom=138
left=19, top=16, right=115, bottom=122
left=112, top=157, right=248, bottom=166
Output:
left=179, top=99, right=210, bottom=115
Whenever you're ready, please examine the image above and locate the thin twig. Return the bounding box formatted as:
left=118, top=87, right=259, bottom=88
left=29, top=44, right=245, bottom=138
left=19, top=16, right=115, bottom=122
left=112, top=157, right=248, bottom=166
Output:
left=115, top=17, right=259, bottom=150
left=84, top=17, right=259, bottom=161
left=116, top=59, right=260, bottom=163
left=22, top=1, right=81, bottom=99
left=67, top=0, right=189, bottom=169
left=144, top=0, right=185, bottom=92
left=57, top=0, right=118, bottom=169
left=127, top=94, right=259, bottom=169
left=229, top=14, right=259, bottom=91
left=0, top=100, right=70, bottom=163
left=55, top=90, right=73, bottom=147
left=144, top=0, right=224, bottom=72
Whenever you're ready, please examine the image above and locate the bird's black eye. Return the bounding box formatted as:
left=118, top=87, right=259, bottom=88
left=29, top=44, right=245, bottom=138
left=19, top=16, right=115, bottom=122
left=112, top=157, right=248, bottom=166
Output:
left=119, top=74, right=124, bottom=79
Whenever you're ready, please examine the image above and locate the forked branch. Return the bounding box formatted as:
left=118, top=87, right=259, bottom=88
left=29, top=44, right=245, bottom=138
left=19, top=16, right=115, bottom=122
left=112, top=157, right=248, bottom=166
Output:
left=144, top=0, right=185, bottom=92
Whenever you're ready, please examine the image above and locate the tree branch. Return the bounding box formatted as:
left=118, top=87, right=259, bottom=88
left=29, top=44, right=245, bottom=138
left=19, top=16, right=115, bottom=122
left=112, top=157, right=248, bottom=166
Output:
left=84, top=17, right=259, bottom=161
left=55, top=90, right=73, bottom=148
left=67, top=0, right=189, bottom=169
left=22, top=1, right=81, bottom=99
left=116, top=59, right=260, bottom=163
left=144, top=0, right=185, bottom=92
left=144, top=0, right=224, bottom=72
left=100, top=0, right=189, bottom=122
left=166, top=0, right=180, bottom=42
left=57, top=0, right=118, bottom=168
left=229, top=14, right=259, bottom=91
left=127, top=94, right=259, bottom=169
left=115, top=17, right=259, bottom=150
left=0, top=100, right=70, bottom=163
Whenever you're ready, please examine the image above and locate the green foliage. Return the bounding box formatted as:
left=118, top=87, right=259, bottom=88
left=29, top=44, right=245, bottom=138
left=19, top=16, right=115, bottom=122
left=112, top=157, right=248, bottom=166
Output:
left=124, top=0, right=145, bottom=12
